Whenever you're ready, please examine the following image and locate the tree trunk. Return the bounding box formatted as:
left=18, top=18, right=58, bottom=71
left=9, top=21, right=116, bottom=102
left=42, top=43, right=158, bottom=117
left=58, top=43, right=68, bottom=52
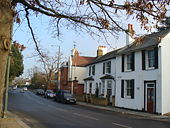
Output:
left=0, top=0, right=14, bottom=117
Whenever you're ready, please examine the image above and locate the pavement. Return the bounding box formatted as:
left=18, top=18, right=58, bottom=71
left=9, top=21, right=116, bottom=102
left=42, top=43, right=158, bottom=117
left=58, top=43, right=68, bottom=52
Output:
left=0, top=112, right=30, bottom=128
left=77, top=102, right=170, bottom=122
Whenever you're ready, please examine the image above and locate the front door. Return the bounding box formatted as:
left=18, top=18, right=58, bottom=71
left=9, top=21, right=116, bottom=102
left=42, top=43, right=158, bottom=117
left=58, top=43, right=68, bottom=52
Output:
left=146, top=83, right=155, bottom=113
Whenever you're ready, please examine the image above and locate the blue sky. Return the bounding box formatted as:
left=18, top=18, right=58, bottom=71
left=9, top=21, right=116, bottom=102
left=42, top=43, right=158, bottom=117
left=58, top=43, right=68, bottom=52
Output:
left=13, top=12, right=150, bottom=77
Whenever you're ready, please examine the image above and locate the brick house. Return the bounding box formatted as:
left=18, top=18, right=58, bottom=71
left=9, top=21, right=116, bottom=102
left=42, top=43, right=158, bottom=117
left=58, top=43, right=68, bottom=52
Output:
left=58, top=48, right=95, bottom=95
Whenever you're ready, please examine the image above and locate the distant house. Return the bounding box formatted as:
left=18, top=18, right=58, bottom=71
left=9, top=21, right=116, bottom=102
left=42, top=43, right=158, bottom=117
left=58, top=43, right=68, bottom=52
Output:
left=84, top=46, right=118, bottom=106
left=84, top=27, right=170, bottom=115
left=58, top=48, right=95, bottom=95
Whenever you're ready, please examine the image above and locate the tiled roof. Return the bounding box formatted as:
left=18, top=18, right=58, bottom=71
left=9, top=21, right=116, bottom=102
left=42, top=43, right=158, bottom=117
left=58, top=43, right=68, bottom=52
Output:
left=72, top=56, right=96, bottom=67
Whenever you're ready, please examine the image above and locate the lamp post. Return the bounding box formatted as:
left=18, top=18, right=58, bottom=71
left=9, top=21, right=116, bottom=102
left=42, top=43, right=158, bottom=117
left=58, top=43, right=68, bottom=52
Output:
left=3, top=51, right=11, bottom=118
left=57, top=46, right=60, bottom=90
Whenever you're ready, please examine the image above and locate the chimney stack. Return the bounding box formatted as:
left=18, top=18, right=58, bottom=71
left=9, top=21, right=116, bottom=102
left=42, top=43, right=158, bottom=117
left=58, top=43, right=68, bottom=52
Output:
left=126, top=24, right=135, bottom=46
left=97, top=46, right=107, bottom=57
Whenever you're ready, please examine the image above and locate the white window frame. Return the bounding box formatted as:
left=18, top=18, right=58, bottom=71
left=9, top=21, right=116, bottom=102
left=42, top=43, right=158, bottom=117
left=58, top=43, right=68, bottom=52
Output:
left=125, top=54, right=132, bottom=71
left=146, top=49, right=155, bottom=70
left=102, top=80, right=105, bottom=95
left=125, top=80, right=132, bottom=98
left=89, top=83, right=92, bottom=94
left=103, top=61, right=111, bottom=74
left=107, top=80, right=112, bottom=89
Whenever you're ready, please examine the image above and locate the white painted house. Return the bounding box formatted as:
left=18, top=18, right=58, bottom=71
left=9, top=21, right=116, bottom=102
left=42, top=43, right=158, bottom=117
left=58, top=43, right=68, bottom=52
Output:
left=115, top=28, right=170, bottom=115
left=84, top=46, right=119, bottom=105
left=84, top=28, right=170, bottom=115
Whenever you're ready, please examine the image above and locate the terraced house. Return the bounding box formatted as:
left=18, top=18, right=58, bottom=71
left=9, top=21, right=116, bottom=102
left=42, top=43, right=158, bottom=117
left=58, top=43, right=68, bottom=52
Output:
left=84, top=28, right=170, bottom=115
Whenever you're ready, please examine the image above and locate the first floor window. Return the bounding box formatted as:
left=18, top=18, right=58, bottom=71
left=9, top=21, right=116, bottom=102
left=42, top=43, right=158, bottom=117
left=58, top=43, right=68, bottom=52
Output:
left=126, top=54, right=132, bottom=70
left=147, top=49, right=155, bottom=68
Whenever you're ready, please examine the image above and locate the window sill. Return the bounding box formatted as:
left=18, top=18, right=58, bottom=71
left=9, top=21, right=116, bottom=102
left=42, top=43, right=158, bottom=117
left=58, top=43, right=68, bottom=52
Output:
left=124, top=96, right=132, bottom=99
left=124, top=69, right=133, bottom=72
left=144, top=67, right=157, bottom=71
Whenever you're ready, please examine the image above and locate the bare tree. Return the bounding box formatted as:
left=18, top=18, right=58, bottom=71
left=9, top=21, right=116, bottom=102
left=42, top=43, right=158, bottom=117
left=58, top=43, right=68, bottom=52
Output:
left=37, top=49, right=63, bottom=90
left=0, top=0, right=169, bottom=117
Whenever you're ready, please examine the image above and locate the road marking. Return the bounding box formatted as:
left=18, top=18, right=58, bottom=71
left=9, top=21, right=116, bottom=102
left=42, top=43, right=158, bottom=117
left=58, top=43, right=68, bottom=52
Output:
left=112, top=122, right=133, bottom=128
left=73, top=113, right=99, bottom=120
left=47, top=105, right=68, bottom=112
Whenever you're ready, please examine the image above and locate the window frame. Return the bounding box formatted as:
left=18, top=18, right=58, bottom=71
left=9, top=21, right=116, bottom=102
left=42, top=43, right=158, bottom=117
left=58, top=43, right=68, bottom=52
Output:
left=92, top=65, right=95, bottom=76
left=103, top=61, right=111, bottom=74
left=125, top=54, right=132, bottom=71
left=125, top=80, right=132, bottom=98
left=146, top=49, right=155, bottom=69
left=121, top=79, right=134, bottom=99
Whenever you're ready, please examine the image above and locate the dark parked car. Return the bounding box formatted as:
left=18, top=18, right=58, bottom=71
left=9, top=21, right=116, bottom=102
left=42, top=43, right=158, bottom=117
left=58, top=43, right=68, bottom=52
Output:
left=36, top=89, right=45, bottom=95
left=44, top=90, right=55, bottom=98
left=54, top=90, right=76, bottom=104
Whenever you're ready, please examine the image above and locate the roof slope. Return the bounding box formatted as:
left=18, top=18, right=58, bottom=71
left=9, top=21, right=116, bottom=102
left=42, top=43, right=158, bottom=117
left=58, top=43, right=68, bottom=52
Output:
left=87, top=29, right=170, bottom=66
left=72, top=56, right=96, bottom=67
left=89, top=49, right=120, bottom=65
left=119, top=28, right=170, bottom=54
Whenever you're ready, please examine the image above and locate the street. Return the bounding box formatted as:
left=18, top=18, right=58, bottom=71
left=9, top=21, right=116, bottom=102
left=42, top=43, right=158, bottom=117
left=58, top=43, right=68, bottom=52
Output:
left=8, top=89, right=170, bottom=128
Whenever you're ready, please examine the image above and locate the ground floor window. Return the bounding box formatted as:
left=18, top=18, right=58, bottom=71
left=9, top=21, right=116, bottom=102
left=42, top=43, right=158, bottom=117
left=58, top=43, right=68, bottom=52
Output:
left=102, top=81, right=105, bottom=95
left=121, top=79, right=134, bottom=99
left=89, top=83, right=92, bottom=94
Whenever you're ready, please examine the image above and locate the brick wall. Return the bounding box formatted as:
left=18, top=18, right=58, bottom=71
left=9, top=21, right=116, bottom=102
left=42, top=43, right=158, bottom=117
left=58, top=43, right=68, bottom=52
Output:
left=60, top=67, right=84, bottom=95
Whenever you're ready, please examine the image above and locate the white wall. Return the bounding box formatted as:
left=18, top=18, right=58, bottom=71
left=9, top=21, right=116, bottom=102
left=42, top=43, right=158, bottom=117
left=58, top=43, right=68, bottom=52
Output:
left=72, top=66, right=87, bottom=84
left=67, top=57, right=87, bottom=84
left=115, top=51, right=161, bottom=113
left=160, top=32, right=170, bottom=115
left=85, top=58, right=116, bottom=97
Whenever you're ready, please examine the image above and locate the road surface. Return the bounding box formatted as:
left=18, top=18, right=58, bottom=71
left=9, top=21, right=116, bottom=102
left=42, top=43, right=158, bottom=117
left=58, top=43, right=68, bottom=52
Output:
left=8, top=89, right=170, bottom=128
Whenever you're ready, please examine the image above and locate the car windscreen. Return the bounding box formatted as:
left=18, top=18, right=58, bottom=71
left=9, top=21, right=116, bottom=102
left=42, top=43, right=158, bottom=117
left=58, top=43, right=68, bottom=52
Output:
left=47, top=90, right=53, bottom=93
left=64, top=93, right=73, bottom=97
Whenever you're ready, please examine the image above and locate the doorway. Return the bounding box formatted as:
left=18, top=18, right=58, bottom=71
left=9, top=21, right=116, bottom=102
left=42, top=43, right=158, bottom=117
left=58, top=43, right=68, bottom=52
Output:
left=145, top=82, right=156, bottom=113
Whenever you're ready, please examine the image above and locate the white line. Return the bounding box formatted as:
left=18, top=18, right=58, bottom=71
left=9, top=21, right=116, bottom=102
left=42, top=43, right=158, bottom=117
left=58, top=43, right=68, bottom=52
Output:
left=112, top=122, right=133, bottom=128
left=47, top=105, right=68, bottom=112
left=73, top=113, right=99, bottom=120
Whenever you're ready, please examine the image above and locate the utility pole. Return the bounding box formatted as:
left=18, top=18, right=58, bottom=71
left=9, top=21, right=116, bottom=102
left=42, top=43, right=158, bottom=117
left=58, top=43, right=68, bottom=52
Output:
left=71, top=63, right=74, bottom=95
left=57, top=46, right=60, bottom=90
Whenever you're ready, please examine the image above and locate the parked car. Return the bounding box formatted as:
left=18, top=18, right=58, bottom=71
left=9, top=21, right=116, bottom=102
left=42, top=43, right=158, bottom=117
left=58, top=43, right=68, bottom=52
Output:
left=20, top=89, right=24, bottom=93
left=23, top=87, right=28, bottom=91
left=36, top=89, right=45, bottom=95
left=54, top=90, right=76, bottom=104
left=13, top=86, right=17, bottom=90
left=44, top=90, right=55, bottom=98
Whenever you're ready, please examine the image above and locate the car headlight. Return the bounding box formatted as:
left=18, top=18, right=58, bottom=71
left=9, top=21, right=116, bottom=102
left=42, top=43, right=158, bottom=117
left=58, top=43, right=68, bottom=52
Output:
left=66, top=98, right=70, bottom=100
